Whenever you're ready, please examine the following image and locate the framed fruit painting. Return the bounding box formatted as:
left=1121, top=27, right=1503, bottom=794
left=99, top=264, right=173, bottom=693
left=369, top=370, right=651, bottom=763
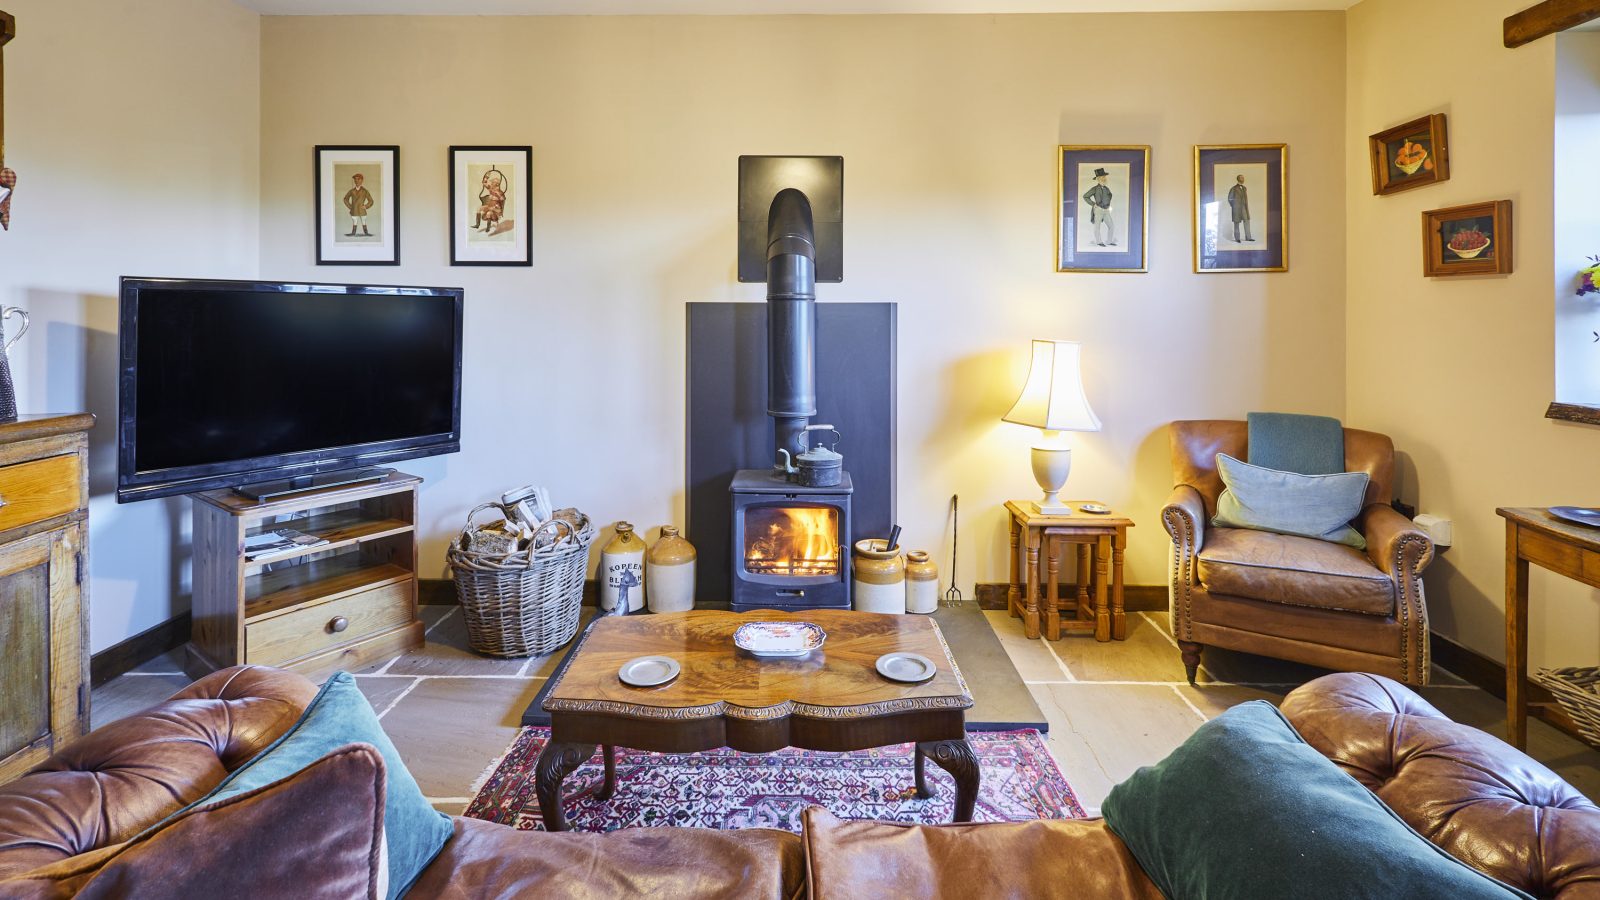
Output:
left=1369, top=114, right=1449, bottom=196
left=1422, top=200, right=1511, bottom=278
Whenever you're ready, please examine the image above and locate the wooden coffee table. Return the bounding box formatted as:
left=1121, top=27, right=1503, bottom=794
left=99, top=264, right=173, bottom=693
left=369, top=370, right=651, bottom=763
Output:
left=534, top=609, right=978, bottom=831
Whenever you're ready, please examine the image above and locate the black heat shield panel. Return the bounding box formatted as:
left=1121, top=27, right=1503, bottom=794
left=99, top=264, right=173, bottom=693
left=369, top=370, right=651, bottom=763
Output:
left=737, top=156, right=843, bottom=283
left=686, top=302, right=895, bottom=605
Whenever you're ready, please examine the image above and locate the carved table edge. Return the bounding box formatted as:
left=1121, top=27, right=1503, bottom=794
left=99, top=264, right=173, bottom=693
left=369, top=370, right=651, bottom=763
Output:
left=542, top=693, right=975, bottom=721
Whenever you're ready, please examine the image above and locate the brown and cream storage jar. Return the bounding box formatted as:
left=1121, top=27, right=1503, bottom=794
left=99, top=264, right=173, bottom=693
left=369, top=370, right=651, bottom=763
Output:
left=852, top=539, right=905, bottom=614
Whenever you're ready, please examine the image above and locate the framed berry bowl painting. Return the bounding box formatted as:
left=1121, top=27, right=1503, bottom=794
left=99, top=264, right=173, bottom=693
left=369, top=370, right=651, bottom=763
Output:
left=1422, top=200, right=1512, bottom=278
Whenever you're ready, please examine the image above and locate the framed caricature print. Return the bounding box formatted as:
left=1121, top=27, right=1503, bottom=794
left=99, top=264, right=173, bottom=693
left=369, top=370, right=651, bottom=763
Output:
left=1193, top=144, right=1287, bottom=273
left=450, top=146, right=532, bottom=266
left=316, top=145, right=399, bottom=266
left=1056, top=145, right=1149, bottom=273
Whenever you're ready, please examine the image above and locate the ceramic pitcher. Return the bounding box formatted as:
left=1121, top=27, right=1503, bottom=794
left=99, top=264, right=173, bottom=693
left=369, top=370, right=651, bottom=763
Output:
left=852, top=538, right=905, bottom=614
left=0, top=307, right=30, bottom=421
left=646, top=525, right=697, bottom=613
left=600, top=522, right=646, bottom=613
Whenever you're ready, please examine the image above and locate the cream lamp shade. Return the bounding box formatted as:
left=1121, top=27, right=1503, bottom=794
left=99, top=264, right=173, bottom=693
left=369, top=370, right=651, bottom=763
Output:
left=1003, top=340, right=1099, bottom=515
left=1003, top=340, right=1101, bottom=432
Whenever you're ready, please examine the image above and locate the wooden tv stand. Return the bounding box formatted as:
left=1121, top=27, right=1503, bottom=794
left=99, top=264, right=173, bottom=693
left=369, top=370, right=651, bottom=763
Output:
left=185, top=471, right=424, bottom=680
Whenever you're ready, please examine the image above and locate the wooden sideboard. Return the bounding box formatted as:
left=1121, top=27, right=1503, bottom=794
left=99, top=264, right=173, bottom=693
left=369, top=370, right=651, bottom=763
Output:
left=0, top=413, right=94, bottom=783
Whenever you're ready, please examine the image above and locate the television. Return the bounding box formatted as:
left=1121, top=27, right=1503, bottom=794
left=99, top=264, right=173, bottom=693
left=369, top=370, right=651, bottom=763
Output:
left=117, top=277, right=463, bottom=503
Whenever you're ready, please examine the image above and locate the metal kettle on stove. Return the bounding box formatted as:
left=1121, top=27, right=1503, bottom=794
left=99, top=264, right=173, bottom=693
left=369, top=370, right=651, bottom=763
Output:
left=777, top=424, right=843, bottom=488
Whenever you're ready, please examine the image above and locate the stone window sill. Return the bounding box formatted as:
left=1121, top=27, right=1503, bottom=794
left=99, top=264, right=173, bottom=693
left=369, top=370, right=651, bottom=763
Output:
left=1547, top=401, right=1600, bottom=425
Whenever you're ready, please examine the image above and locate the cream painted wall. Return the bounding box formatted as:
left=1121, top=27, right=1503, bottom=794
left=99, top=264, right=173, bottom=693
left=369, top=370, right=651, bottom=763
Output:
left=1346, top=0, right=1600, bottom=668
left=259, top=12, right=1347, bottom=599
left=0, top=0, right=260, bottom=652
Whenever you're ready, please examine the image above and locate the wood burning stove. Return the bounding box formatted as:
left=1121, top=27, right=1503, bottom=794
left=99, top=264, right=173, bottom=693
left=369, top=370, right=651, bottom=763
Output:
left=728, top=185, right=857, bottom=611
left=730, top=469, right=851, bottom=611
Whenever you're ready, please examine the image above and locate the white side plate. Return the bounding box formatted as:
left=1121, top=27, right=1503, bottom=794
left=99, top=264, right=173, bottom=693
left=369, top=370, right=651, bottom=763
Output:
left=619, top=655, right=681, bottom=687
left=734, top=621, right=827, bottom=657
left=875, top=652, right=937, bottom=683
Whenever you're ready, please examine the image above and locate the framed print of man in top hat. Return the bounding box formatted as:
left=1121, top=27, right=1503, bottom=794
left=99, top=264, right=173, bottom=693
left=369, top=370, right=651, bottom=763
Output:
left=1055, top=146, right=1148, bottom=273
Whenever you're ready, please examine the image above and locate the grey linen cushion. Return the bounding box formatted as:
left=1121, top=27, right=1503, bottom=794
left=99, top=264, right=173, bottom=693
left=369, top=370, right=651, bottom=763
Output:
left=1211, top=453, right=1368, bottom=549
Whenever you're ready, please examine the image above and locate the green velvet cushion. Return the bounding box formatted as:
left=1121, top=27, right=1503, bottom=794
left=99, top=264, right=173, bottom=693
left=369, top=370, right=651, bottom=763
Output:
left=198, top=672, right=452, bottom=899
left=1102, top=701, right=1530, bottom=900
left=1246, top=411, right=1345, bottom=475
left=1212, top=453, right=1367, bottom=549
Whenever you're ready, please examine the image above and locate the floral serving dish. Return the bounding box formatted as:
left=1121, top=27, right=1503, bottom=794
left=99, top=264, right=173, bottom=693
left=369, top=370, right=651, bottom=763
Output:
left=733, top=621, right=827, bottom=658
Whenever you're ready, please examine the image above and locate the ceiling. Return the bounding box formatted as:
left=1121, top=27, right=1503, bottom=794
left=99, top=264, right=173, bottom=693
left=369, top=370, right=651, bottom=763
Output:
left=237, top=0, right=1356, bottom=15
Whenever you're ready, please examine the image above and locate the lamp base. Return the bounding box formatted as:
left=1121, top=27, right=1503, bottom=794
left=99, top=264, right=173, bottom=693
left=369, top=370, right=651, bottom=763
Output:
left=1028, top=442, right=1074, bottom=516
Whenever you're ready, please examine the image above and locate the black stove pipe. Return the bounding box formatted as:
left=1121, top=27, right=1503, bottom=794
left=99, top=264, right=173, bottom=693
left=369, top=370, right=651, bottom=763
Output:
left=765, top=188, right=818, bottom=472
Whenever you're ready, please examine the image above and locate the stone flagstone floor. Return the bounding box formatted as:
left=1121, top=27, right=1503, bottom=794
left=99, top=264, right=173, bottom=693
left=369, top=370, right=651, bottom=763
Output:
left=93, top=603, right=1600, bottom=817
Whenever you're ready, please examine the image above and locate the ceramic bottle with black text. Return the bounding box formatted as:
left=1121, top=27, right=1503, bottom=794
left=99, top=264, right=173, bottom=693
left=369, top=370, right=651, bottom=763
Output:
left=601, top=522, right=646, bottom=613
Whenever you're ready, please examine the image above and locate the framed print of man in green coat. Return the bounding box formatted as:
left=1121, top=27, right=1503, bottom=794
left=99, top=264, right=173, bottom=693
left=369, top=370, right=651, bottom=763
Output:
left=1082, top=167, right=1116, bottom=247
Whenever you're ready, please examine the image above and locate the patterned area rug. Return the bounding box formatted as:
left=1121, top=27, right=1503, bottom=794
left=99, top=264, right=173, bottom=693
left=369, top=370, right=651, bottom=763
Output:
left=465, top=727, right=1083, bottom=833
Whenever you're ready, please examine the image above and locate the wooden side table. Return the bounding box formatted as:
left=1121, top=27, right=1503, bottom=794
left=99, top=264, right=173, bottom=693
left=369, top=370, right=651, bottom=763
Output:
left=1497, top=507, right=1598, bottom=750
left=1005, top=500, right=1133, bottom=642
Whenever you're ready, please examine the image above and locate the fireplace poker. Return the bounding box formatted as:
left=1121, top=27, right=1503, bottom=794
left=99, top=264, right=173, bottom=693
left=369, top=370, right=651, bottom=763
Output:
left=944, top=495, right=963, bottom=607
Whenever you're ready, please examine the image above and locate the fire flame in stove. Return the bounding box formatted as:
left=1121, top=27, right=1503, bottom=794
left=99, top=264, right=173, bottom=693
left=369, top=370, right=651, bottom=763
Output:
left=745, top=506, right=840, bottom=577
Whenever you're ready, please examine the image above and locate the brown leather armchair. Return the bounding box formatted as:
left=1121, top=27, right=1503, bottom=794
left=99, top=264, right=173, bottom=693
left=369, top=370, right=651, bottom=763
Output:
left=1161, top=420, right=1435, bottom=685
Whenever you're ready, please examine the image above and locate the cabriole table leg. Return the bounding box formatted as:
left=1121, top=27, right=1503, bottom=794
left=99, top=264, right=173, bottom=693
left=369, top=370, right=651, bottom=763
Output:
left=595, top=744, right=617, bottom=801
left=918, top=739, right=980, bottom=822
left=535, top=740, right=598, bottom=832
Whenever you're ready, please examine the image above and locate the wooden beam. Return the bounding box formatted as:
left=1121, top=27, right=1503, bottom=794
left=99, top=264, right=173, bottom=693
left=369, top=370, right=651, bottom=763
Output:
left=0, top=11, right=11, bottom=167
left=1505, top=0, right=1600, bottom=48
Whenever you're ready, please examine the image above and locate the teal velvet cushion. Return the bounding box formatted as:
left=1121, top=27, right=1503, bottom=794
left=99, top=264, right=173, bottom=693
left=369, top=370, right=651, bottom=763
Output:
left=1212, top=453, right=1368, bottom=549
left=1246, top=411, right=1344, bottom=475
left=195, top=672, right=452, bottom=900
left=1102, top=701, right=1530, bottom=900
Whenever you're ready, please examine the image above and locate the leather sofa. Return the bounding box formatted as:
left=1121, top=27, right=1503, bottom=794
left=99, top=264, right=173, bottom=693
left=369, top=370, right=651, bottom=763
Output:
left=0, top=667, right=1594, bottom=898
left=1162, top=419, right=1436, bottom=685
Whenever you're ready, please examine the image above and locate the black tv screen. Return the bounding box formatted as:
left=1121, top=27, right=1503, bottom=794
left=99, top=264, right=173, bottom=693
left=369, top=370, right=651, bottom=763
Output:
left=118, top=278, right=463, bottom=502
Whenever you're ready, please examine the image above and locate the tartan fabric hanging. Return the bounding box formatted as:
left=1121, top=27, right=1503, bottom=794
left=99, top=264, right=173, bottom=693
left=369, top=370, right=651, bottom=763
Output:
left=0, top=168, right=14, bottom=231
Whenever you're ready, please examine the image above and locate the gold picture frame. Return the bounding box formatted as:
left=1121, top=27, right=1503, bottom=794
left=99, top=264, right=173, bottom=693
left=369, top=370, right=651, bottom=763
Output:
left=1192, top=144, right=1288, bottom=274
left=1055, top=145, right=1150, bottom=273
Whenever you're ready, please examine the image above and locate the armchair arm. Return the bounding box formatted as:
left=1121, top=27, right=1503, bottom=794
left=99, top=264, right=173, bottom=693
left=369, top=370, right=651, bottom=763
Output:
left=1162, top=485, right=1206, bottom=644
left=1358, top=504, right=1434, bottom=685
left=1161, top=484, right=1206, bottom=552
left=1358, top=505, right=1435, bottom=579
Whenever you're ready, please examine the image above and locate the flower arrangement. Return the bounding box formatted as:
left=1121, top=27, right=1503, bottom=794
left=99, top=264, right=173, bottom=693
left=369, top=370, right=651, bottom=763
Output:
left=1581, top=255, right=1600, bottom=297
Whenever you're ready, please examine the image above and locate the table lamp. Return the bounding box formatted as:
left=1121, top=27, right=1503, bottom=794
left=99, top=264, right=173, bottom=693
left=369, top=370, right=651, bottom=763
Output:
left=1002, top=340, right=1101, bottom=515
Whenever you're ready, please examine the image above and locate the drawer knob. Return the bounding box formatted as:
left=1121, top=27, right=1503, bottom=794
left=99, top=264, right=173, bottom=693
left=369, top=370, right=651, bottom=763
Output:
left=0, top=493, right=7, bottom=508
left=328, top=615, right=349, bottom=634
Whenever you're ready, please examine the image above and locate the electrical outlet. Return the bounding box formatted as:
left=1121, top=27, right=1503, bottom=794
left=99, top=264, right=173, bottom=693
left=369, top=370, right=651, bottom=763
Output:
left=1413, top=514, right=1452, bottom=548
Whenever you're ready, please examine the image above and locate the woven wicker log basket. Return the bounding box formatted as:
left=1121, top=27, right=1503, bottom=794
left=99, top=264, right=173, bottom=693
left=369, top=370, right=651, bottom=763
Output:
left=447, top=503, right=595, bottom=658
left=1532, top=666, right=1600, bottom=749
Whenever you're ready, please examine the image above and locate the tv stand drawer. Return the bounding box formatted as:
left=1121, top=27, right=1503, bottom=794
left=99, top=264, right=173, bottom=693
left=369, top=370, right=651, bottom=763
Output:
left=246, top=580, right=414, bottom=667
left=0, top=454, right=83, bottom=534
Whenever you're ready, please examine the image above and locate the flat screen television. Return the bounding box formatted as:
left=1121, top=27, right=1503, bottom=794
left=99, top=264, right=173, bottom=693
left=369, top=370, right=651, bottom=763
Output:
left=117, top=277, right=463, bottom=503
